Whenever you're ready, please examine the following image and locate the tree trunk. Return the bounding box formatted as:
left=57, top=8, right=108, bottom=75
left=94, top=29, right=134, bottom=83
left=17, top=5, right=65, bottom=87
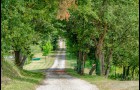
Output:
left=132, top=66, right=136, bottom=78
left=101, top=52, right=105, bottom=75
left=95, top=50, right=105, bottom=76
left=1, top=56, right=4, bottom=75
left=81, top=59, right=84, bottom=75
left=77, top=51, right=82, bottom=74
left=95, top=23, right=107, bottom=76
left=89, top=64, right=96, bottom=75
left=105, top=49, right=113, bottom=77
left=126, top=66, right=130, bottom=77
left=81, top=52, right=86, bottom=75
left=14, top=50, right=21, bottom=66
left=95, top=42, right=102, bottom=75
left=1, top=56, right=4, bottom=66
left=122, top=66, right=126, bottom=79
left=115, top=66, right=116, bottom=78
left=137, top=69, right=139, bottom=77
left=14, top=50, right=27, bottom=69
left=75, top=52, right=79, bottom=71
left=95, top=58, right=100, bottom=75
left=20, top=56, right=27, bottom=69
left=81, top=57, right=84, bottom=75
left=77, top=51, right=85, bottom=75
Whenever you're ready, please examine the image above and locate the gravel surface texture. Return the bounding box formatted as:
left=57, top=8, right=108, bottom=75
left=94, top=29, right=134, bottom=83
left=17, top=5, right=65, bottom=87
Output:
left=36, top=40, right=99, bottom=90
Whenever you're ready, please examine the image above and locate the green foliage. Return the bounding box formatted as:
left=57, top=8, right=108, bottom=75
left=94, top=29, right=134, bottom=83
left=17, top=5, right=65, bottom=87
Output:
left=42, top=41, right=53, bottom=56
left=62, top=0, right=139, bottom=78
left=1, top=0, right=139, bottom=80
left=51, top=36, right=59, bottom=50
left=1, top=0, right=40, bottom=57
left=1, top=0, right=60, bottom=68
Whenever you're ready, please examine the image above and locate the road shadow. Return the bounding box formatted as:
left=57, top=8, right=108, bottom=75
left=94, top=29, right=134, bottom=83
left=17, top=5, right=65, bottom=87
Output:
left=13, top=77, right=40, bottom=84
left=25, top=68, right=77, bottom=80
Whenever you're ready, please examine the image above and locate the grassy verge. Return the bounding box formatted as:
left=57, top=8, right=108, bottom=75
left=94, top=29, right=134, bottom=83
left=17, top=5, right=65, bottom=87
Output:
left=65, top=53, right=139, bottom=90
left=1, top=60, right=45, bottom=90
left=23, top=51, right=56, bottom=72
left=1, top=50, right=57, bottom=90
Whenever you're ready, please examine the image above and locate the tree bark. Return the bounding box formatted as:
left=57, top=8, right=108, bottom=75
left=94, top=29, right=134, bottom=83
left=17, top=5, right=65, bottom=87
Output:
left=75, top=52, right=79, bottom=71
left=101, top=52, right=105, bottom=75
left=89, top=64, right=96, bottom=75
left=77, top=51, right=82, bottom=74
left=126, top=66, right=130, bottom=77
left=105, top=48, right=113, bottom=77
left=95, top=42, right=103, bottom=75
left=14, top=50, right=27, bottom=69
left=77, top=51, right=86, bottom=75
left=81, top=52, right=86, bottom=75
left=132, top=66, right=136, bottom=78
left=14, top=50, right=21, bottom=66
left=95, top=23, right=107, bottom=76
left=122, top=66, right=126, bottom=79
left=81, top=53, right=84, bottom=75
left=20, top=55, right=27, bottom=69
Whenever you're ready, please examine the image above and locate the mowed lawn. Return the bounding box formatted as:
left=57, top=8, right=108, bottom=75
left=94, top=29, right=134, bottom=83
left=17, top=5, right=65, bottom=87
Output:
left=23, top=51, right=56, bottom=72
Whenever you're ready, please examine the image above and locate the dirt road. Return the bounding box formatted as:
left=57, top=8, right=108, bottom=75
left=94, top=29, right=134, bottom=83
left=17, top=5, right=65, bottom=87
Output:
left=36, top=40, right=99, bottom=90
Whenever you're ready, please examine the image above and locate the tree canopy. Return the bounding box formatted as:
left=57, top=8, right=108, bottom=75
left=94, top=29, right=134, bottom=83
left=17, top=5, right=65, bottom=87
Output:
left=1, top=0, right=139, bottom=79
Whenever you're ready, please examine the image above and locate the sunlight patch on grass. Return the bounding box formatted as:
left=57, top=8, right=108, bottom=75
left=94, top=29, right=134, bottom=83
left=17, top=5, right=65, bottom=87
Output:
left=23, top=51, right=56, bottom=72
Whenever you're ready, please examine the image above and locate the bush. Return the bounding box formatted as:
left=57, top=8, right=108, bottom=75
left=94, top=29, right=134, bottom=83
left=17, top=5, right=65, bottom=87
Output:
left=108, top=73, right=122, bottom=80
left=42, top=41, right=53, bottom=56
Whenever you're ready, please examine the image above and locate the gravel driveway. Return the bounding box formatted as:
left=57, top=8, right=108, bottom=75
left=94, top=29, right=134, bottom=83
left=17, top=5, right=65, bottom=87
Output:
left=36, top=40, right=99, bottom=90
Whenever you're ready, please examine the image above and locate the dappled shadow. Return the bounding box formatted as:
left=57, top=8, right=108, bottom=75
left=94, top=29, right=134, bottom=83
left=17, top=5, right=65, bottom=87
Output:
left=27, top=69, right=47, bottom=72
left=49, top=53, right=65, bottom=57
left=26, top=68, right=71, bottom=73
left=50, top=51, right=65, bottom=60
left=56, top=48, right=66, bottom=51
left=49, top=54, right=57, bottom=58
left=56, top=55, right=65, bottom=59
left=49, top=48, right=65, bottom=58
left=59, top=48, right=66, bottom=51
left=13, top=77, right=40, bottom=84
left=24, top=68, right=76, bottom=80
left=47, top=68, right=77, bottom=79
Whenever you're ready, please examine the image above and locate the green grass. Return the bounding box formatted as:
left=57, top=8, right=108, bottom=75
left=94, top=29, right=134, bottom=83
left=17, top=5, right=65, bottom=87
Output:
left=1, top=60, right=45, bottom=90
left=1, top=48, right=57, bottom=90
left=65, top=53, right=139, bottom=90
left=23, top=51, right=56, bottom=72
